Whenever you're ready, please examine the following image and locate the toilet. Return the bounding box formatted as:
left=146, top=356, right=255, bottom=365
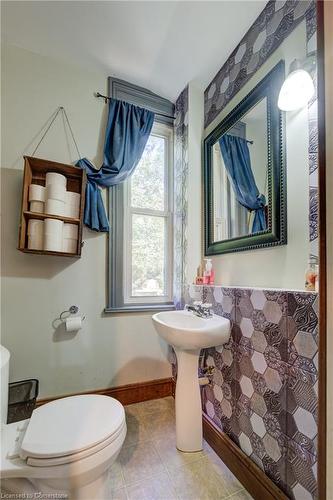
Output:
left=0, top=347, right=127, bottom=499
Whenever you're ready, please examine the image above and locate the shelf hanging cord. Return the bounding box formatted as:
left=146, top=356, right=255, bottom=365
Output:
left=32, top=106, right=81, bottom=159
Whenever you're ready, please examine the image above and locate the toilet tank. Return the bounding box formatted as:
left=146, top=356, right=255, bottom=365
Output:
left=0, top=345, right=10, bottom=425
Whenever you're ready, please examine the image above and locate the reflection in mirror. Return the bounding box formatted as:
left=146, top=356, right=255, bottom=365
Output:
left=212, top=97, right=268, bottom=242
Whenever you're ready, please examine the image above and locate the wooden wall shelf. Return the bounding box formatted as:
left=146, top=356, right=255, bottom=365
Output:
left=18, top=156, right=86, bottom=257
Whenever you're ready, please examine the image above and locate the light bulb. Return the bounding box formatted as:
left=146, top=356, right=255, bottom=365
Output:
left=278, top=69, right=315, bottom=111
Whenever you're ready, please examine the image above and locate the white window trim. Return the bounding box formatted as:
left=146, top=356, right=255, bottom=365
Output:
left=123, top=122, right=174, bottom=305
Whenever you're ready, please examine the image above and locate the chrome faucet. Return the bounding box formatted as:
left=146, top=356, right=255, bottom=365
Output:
left=185, top=301, right=213, bottom=318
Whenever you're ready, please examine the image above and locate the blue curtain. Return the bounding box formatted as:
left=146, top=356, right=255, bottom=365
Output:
left=219, top=134, right=266, bottom=232
left=76, top=98, right=155, bottom=231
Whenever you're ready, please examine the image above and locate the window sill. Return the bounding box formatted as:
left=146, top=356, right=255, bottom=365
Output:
left=104, top=303, right=175, bottom=314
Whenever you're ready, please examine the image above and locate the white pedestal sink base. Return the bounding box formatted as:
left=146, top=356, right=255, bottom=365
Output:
left=174, top=348, right=203, bottom=452
left=152, top=310, right=230, bottom=453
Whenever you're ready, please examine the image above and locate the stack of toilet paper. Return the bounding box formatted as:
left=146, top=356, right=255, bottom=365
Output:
left=27, top=219, right=44, bottom=250
left=64, top=191, right=80, bottom=218
left=63, top=223, right=78, bottom=253
left=27, top=219, right=78, bottom=253
left=45, top=172, right=66, bottom=216
left=29, top=184, right=46, bottom=213
left=41, top=172, right=81, bottom=218
left=44, top=218, right=64, bottom=252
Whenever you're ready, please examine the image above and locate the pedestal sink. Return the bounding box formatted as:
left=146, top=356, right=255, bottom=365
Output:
left=152, top=310, right=230, bottom=452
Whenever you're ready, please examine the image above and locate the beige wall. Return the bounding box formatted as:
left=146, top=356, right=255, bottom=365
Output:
left=1, top=44, right=171, bottom=398
left=203, top=22, right=311, bottom=290
left=186, top=81, right=204, bottom=284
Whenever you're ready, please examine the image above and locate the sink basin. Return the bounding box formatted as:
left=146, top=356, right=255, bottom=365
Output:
left=152, top=309, right=230, bottom=453
left=152, top=310, right=230, bottom=350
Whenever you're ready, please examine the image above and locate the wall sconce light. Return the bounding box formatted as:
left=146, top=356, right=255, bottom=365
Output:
left=278, top=55, right=316, bottom=111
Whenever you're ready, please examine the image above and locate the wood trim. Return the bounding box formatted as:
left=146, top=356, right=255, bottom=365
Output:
left=202, top=414, right=288, bottom=500
left=316, top=2, right=327, bottom=499
left=36, top=377, right=173, bottom=407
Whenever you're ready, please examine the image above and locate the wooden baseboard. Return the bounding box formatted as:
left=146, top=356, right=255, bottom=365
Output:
left=203, top=414, right=288, bottom=500
left=36, top=377, right=173, bottom=407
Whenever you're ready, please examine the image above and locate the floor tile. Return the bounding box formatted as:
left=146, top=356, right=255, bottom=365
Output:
left=142, top=408, right=176, bottom=441
left=123, top=415, right=150, bottom=448
left=125, top=397, right=174, bottom=419
left=169, top=456, right=230, bottom=499
left=138, top=396, right=175, bottom=416
left=204, top=445, right=244, bottom=496
left=125, top=401, right=148, bottom=419
left=227, top=490, right=254, bottom=500
left=126, top=471, right=178, bottom=500
left=108, top=487, right=128, bottom=500
left=115, top=397, right=253, bottom=500
left=154, top=433, right=207, bottom=469
left=107, top=470, right=125, bottom=495
left=118, top=441, right=166, bottom=486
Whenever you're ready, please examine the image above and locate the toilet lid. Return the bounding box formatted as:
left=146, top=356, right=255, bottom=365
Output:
left=20, top=394, right=125, bottom=460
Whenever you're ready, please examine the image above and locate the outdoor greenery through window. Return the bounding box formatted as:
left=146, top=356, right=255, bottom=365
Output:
left=123, top=122, right=173, bottom=304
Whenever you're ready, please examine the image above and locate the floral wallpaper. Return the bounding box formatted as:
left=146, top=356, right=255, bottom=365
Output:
left=184, top=284, right=319, bottom=500
left=306, top=2, right=319, bottom=260
left=173, top=86, right=189, bottom=309
left=204, top=0, right=319, bottom=264
left=204, top=0, right=314, bottom=129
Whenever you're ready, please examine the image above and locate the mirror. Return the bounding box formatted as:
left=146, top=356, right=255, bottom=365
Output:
left=212, top=97, right=268, bottom=241
left=204, top=61, right=287, bottom=255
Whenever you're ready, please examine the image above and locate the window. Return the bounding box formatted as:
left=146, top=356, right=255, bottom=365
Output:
left=123, top=123, right=173, bottom=305
left=107, top=122, right=174, bottom=312
left=106, top=77, right=175, bottom=313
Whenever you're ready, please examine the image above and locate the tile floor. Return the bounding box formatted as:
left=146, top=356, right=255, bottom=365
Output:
left=108, top=397, right=253, bottom=500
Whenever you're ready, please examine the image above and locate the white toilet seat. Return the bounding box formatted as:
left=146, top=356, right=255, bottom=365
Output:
left=1, top=394, right=126, bottom=478
left=21, top=394, right=125, bottom=461
left=26, top=419, right=126, bottom=466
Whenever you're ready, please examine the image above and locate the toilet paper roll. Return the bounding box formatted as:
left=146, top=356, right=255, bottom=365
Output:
left=29, top=184, right=46, bottom=202
left=64, top=192, right=81, bottom=218
left=28, top=234, right=43, bottom=250
left=46, top=183, right=66, bottom=202
left=66, top=191, right=81, bottom=206
left=46, top=198, right=65, bottom=216
left=65, top=316, right=82, bottom=332
left=63, top=239, right=77, bottom=253
left=44, top=219, right=63, bottom=251
left=27, top=219, right=44, bottom=236
left=63, top=223, right=78, bottom=239
left=46, top=172, right=67, bottom=188
left=44, top=234, right=63, bottom=252
left=44, top=218, right=64, bottom=234
left=64, top=205, right=80, bottom=219
left=30, top=201, right=44, bottom=213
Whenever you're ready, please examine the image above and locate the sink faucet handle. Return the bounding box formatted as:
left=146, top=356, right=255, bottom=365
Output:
left=193, top=300, right=203, bottom=306
left=202, top=303, right=213, bottom=316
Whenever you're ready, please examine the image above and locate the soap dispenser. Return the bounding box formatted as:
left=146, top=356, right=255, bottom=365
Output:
left=204, top=258, right=215, bottom=285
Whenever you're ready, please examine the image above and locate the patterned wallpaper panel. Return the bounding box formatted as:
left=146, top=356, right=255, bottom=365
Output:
left=204, top=0, right=314, bottom=129
left=183, top=284, right=318, bottom=500
left=203, top=0, right=319, bottom=260
left=173, top=86, right=189, bottom=309
left=306, top=2, right=319, bottom=259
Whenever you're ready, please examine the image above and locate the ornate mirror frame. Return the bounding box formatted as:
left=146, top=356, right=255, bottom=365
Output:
left=203, top=60, right=287, bottom=255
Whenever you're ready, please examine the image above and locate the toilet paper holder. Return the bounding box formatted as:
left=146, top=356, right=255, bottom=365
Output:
left=60, top=305, right=85, bottom=322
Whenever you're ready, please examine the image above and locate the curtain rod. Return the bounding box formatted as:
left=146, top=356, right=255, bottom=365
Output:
left=95, top=92, right=175, bottom=120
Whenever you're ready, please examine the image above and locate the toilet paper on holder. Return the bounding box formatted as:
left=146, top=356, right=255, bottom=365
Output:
left=59, top=305, right=85, bottom=333
left=65, top=316, right=82, bottom=332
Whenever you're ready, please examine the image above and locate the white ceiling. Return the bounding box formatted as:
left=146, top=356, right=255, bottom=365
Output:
left=2, top=1, right=267, bottom=102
